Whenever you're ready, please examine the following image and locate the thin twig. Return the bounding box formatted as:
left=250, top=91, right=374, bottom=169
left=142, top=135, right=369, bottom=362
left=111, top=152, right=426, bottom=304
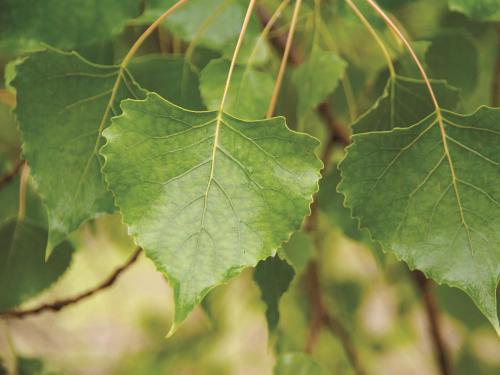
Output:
left=0, top=160, right=25, bottom=191
left=2, top=248, right=143, bottom=319
left=413, top=271, right=453, bottom=375
left=266, top=0, right=302, bottom=118
left=256, top=4, right=350, bottom=145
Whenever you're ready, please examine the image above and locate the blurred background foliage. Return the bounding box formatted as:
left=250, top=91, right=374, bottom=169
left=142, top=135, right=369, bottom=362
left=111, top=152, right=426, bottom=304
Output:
left=0, top=0, right=499, bottom=374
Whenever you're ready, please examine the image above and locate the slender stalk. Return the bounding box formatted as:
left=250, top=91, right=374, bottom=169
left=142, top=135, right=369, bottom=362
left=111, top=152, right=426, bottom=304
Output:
left=236, top=0, right=290, bottom=111
left=0, top=89, right=15, bottom=107
left=121, top=0, right=189, bottom=68
left=218, top=0, right=256, bottom=113
left=346, top=0, right=395, bottom=77
left=2, top=248, right=142, bottom=319
left=267, top=0, right=302, bottom=118
left=0, top=160, right=24, bottom=191
left=17, top=164, right=29, bottom=222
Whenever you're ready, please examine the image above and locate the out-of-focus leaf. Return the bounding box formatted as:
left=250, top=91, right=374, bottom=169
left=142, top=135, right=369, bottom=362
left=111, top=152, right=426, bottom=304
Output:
left=282, top=232, right=314, bottom=274
left=101, top=93, right=321, bottom=334
left=200, top=59, right=273, bottom=119
left=448, top=0, right=500, bottom=21
left=0, top=0, right=141, bottom=49
left=293, top=49, right=346, bottom=122
left=274, top=353, right=329, bottom=375
left=128, top=55, right=204, bottom=110
left=317, top=167, right=368, bottom=243
left=426, top=30, right=478, bottom=94
left=254, top=255, right=295, bottom=331
left=0, top=177, right=74, bottom=312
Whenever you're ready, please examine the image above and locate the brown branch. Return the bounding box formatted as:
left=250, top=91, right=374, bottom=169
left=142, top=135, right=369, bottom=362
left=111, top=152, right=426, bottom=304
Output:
left=2, top=247, right=142, bottom=319
left=0, top=160, right=25, bottom=191
left=412, top=271, right=453, bottom=375
left=304, top=261, right=367, bottom=375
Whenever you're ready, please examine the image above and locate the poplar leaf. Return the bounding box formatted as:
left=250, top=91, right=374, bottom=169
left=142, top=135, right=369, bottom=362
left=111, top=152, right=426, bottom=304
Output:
left=0, top=177, right=74, bottom=312
left=339, top=107, right=500, bottom=334
left=274, top=353, right=329, bottom=375
left=352, top=76, right=460, bottom=133
left=448, top=0, right=500, bottom=21
left=199, top=59, right=274, bottom=119
left=13, top=49, right=145, bottom=251
left=101, top=93, right=321, bottom=333
left=0, top=0, right=141, bottom=49
left=293, top=49, right=346, bottom=122
left=254, top=255, right=295, bottom=331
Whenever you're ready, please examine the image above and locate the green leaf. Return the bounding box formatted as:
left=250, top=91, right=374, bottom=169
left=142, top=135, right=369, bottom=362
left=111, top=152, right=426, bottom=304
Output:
left=0, top=0, right=141, bottom=49
left=282, top=232, right=314, bottom=274
left=274, top=353, right=329, bottom=375
left=339, top=107, right=500, bottom=334
left=101, top=93, right=321, bottom=333
left=13, top=48, right=145, bottom=251
left=448, top=0, right=500, bottom=21
left=199, top=59, right=274, bottom=119
left=128, top=55, right=204, bottom=110
left=0, top=220, right=74, bottom=311
left=426, top=30, right=479, bottom=95
left=352, top=76, right=461, bottom=133
left=254, top=255, right=295, bottom=331
left=293, top=49, right=346, bottom=122
left=0, top=178, right=74, bottom=312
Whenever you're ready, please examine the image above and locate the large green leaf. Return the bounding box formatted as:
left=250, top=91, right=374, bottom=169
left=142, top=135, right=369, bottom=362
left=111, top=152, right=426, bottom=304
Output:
left=293, top=49, right=346, bottom=122
left=339, top=107, right=500, bottom=334
left=128, top=55, right=204, bottom=110
left=352, top=76, right=460, bottom=133
left=0, top=177, right=74, bottom=312
left=448, top=0, right=500, bottom=21
left=101, top=93, right=321, bottom=333
left=0, top=0, right=141, bottom=49
left=199, top=59, right=274, bottom=119
left=274, top=353, right=329, bottom=375
left=254, top=255, right=295, bottom=331
left=13, top=49, right=145, bottom=251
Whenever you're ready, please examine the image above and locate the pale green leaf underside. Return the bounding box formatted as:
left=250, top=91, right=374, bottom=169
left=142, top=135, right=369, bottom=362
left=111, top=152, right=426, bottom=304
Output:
left=200, top=59, right=274, bottom=119
left=339, top=107, right=500, bottom=334
left=448, top=0, right=500, bottom=21
left=353, top=75, right=460, bottom=133
left=101, top=93, right=321, bottom=333
left=274, top=353, right=329, bottom=375
left=0, top=0, right=140, bottom=49
left=13, top=49, right=145, bottom=251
